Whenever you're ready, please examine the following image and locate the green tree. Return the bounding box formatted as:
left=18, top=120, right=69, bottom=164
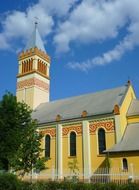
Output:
left=104, top=154, right=111, bottom=170
left=68, top=158, right=79, bottom=175
left=68, top=158, right=79, bottom=182
left=11, top=120, right=46, bottom=179
left=0, top=92, right=46, bottom=176
left=0, top=92, right=31, bottom=170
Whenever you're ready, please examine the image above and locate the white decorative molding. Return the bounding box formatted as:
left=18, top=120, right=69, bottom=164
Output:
left=82, top=120, right=91, bottom=180
left=114, top=115, right=121, bottom=143
left=56, top=124, right=63, bottom=179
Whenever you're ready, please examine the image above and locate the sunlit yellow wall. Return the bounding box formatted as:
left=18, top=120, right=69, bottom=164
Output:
left=89, top=118, right=116, bottom=172
left=90, top=131, right=115, bottom=172
left=62, top=133, right=83, bottom=174
left=25, top=87, right=35, bottom=108
left=38, top=91, right=139, bottom=179
left=39, top=123, right=84, bottom=176
left=109, top=152, right=139, bottom=175
left=16, top=87, right=34, bottom=108
left=127, top=116, right=139, bottom=124
left=39, top=126, right=56, bottom=175
left=119, top=85, right=136, bottom=137
left=62, top=123, right=83, bottom=175
left=61, top=118, right=117, bottom=175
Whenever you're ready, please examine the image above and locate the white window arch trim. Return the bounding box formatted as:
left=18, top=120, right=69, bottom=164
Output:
left=68, top=130, right=77, bottom=157
left=44, top=134, right=51, bottom=158
left=96, top=127, right=106, bottom=155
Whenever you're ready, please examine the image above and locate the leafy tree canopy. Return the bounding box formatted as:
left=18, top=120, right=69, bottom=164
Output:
left=0, top=92, right=46, bottom=174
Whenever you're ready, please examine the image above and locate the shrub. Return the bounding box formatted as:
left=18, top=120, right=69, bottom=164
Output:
left=19, top=181, right=32, bottom=190
left=0, top=173, right=20, bottom=190
left=119, top=183, right=139, bottom=190
left=29, top=181, right=139, bottom=190
left=1, top=175, right=139, bottom=190
left=31, top=181, right=48, bottom=190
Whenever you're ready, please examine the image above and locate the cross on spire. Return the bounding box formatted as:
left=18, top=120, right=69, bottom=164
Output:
left=34, top=17, right=39, bottom=28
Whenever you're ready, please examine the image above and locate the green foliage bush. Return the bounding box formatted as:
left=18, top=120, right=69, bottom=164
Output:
left=0, top=173, right=20, bottom=190
left=1, top=174, right=139, bottom=190
left=29, top=182, right=139, bottom=190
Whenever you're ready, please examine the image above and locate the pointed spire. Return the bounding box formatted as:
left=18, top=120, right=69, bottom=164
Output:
left=25, top=22, right=46, bottom=53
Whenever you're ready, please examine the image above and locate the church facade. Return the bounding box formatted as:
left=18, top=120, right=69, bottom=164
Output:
left=16, top=24, right=139, bottom=181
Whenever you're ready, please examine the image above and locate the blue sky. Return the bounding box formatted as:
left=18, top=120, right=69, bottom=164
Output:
left=0, top=0, right=139, bottom=101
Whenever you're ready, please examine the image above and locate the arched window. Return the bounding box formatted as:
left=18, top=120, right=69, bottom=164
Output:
left=98, top=128, right=106, bottom=154
left=123, top=158, right=128, bottom=171
left=70, top=132, right=76, bottom=156
left=45, top=135, right=50, bottom=158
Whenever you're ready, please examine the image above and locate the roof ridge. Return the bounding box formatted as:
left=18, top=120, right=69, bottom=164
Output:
left=37, top=85, right=127, bottom=107
left=54, top=85, right=125, bottom=101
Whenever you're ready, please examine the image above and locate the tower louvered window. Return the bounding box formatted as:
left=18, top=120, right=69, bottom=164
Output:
left=98, top=128, right=106, bottom=154
left=70, top=132, right=76, bottom=156
left=38, top=60, right=47, bottom=75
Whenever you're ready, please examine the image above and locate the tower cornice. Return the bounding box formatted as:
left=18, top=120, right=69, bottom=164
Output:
left=18, top=47, right=50, bottom=63
left=17, top=69, right=50, bottom=80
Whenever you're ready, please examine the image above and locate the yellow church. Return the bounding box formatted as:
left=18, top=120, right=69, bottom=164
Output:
left=16, top=24, right=139, bottom=182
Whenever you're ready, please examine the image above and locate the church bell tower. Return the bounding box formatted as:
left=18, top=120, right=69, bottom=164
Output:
left=16, top=23, right=50, bottom=110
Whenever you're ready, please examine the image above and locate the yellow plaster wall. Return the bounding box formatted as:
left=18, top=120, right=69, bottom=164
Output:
left=17, top=85, right=49, bottom=110
left=62, top=134, right=83, bottom=175
left=16, top=87, right=34, bottom=108
left=16, top=89, right=23, bottom=102
left=46, top=136, right=56, bottom=172
left=33, top=87, right=49, bottom=109
left=110, top=152, right=139, bottom=174
left=25, top=87, right=35, bottom=108
left=39, top=127, right=56, bottom=175
left=90, top=131, right=115, bottom=172
left=119, top=85, right=136, bottom=137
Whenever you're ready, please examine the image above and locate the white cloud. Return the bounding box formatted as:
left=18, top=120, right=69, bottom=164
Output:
left=68, top=19, right=139, bottom=71
left=0, top=0, right=78, bottom=50
left=54, top=0, right=129, bottom=53
left=53, top=0, right=139, bottom=70
left=0, top=0, right=139, bottom=72
left=0, top=34, right=10, bottom=50
left=67, top=31, right=139, bottom=72
left=39, top=0, right=78, bottom=17
left=0, top=3, right=52, bottom=50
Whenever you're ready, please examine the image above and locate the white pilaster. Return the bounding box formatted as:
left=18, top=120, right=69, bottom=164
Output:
left=82, top=120, right=91, bottom=180
left=56, top=124, right=63, bottom=179
left=115, top=115, right=121, bottom=143
left=23, top=88, right=26, bottom=102
left=19, top=61, right=22, bottom=74
left=33, top=56, right=38, bottom=70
